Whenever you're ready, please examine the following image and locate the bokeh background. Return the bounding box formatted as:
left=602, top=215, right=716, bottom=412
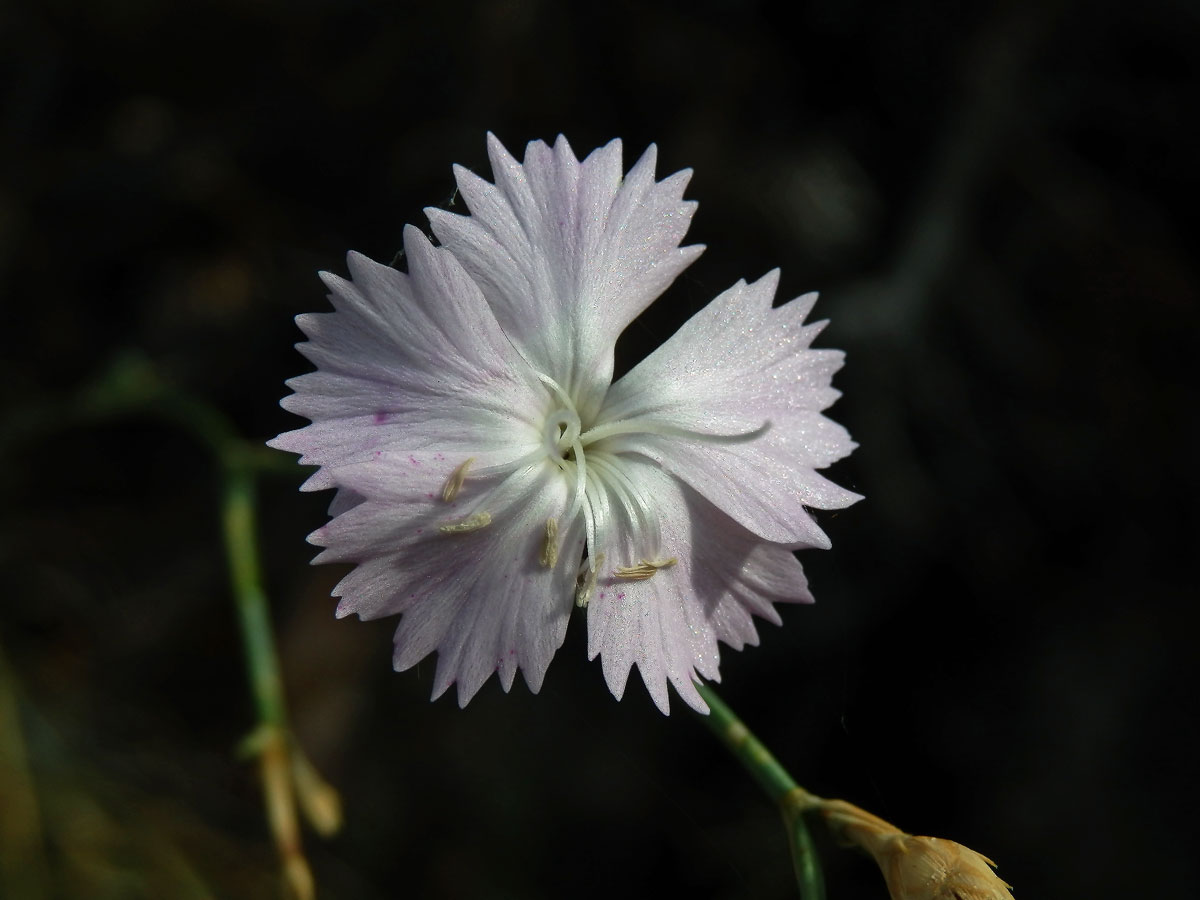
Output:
left=2, top=0, right=1196, bottom=897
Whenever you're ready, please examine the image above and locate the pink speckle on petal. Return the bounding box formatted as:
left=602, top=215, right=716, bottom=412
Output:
left=617, top=592, right=626, bottom=601
left=373, top=411, right=388, bottom=424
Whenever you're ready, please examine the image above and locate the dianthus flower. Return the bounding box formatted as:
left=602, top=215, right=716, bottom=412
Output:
left=270, top=135, right=859, bottom=713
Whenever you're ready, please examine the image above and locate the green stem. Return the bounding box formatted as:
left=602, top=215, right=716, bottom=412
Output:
left=219, top=422, right=314, bottom=898
left=222, top=464, right=287, bottom=728
left=4, top=353, right=296, bottom=729
left=694, top=682, right=825, bottom=900
left=4, top=353, right=323, bottom=896
left=66, top=351, right=297, bottom=478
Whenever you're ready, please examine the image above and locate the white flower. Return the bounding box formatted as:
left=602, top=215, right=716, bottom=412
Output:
left=270, top=134, right=859, bottom=713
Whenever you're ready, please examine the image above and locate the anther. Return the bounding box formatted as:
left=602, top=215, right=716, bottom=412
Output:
left=438, top=511, right=492, bottom=534
left=613, top=557, right=677, bottom=582
left=441, top=457, right=474, bottom=502
left=540, top=518, right=559, bottom=568
left=575, top=553, right=605, bottom=608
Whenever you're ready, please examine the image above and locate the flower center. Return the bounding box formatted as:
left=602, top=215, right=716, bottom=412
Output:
left=435, top=370, right=768, bottom=606
left=535, top=373, right=657, bottom=601
left=542, top=408, right=582, bottom=460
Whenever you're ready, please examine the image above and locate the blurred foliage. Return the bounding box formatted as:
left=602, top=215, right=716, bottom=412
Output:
left=1, top=0, right=1197, bottom=897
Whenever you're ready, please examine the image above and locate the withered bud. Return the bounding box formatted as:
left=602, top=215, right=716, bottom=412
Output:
left=875, top=834, right=1014, bottom=900
left=818, top=798, right=1014, bottom=900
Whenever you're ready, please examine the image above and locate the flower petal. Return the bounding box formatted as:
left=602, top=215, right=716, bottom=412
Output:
left=611, top=437, right=855, bottom=548
left=316, top=454, right=584, bottom=705
left=426, top=133, right=703, bottom=422
left=269, top=226, right=546, bottom=489
left=598, top=272, right=861, bottom=545
left=586, top=460, right=813, bottom=714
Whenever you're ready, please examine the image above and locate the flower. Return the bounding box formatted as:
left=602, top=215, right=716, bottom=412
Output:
left=270, top=134, right=859, bottom=713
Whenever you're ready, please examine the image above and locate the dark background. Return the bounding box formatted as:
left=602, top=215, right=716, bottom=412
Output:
left=2, top=0, right=1196, bottom=897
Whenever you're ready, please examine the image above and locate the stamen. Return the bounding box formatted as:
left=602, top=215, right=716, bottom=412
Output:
left=441, top=457, right=474, bottom=502
left=575, top=552, right=605, bottom=608
left=540, top=518, right=559, bottom=568
left=613, top=557, right=677, bottom=581
left=438, top=511, right=492, bottom=534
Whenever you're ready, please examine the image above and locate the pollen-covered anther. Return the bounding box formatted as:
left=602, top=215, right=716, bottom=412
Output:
left=438, top=511, right=492, bottom=534
left=575, top=553, right=605, bottom=608
left=540, top=518, right=559, bottom=568
left=441, top=457, right=474, bottom=502
left=613, top=557, right=678, bottom=581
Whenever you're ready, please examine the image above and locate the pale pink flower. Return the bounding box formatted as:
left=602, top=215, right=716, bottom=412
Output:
left=270, top=135, right=859, bottom=713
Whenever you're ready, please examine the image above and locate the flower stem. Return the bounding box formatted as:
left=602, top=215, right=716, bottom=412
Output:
left=222, top=462, right=317, bottom=900
left=693, top=682, right=824, bottom=900
left=223, top=466, right=287, bottom=728
left=29, top=352, right=331, bottom=898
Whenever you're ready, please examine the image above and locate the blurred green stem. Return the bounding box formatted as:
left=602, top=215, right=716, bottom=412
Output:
left=694, top=683, right=824, bottom=900
left=49, top=353, right=322, bottom=898
left=200, top=387, right=317, bottom=898
left=222, top=466, right=286, bottom=728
